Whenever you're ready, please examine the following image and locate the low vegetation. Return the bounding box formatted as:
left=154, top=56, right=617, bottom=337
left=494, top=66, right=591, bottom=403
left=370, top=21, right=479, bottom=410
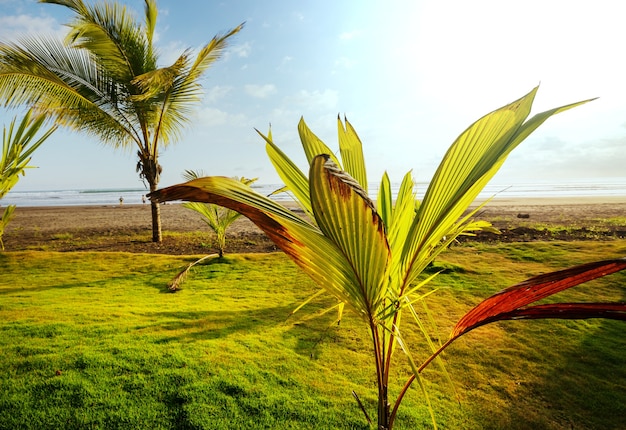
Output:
left=1, top=241, right=624, bottom=429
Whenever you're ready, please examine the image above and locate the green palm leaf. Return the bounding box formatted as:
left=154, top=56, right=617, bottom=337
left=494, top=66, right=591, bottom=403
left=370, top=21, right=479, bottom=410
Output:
left=400, top=87, right=595, bottom=289
left=257, top=127, right=312, bottom=214
left=376, top=171, right=393, bottom=230
left=0, top=36, right=138, bottom=146
left=298, top=117, right=340, bottom=166
left=337, top=116, right=368, bottom=191
left=1, top=109, right=56, bottom=249
left=310, top=154, right=391, bottom=318
left=1, top=109, right=56, bottom=199
left=0, top=204, right=16, bottom=250
left=150, top=87, right=607, bottom=429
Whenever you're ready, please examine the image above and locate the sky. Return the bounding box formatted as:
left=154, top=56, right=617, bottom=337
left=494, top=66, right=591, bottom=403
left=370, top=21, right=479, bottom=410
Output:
left=2, top=0, right=626, bottom=192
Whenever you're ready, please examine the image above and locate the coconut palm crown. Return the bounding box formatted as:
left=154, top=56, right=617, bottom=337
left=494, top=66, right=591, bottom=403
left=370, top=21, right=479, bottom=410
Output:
left=0, top=0, right=243, bottom=241
left=150, top=87, right=626, bottom=429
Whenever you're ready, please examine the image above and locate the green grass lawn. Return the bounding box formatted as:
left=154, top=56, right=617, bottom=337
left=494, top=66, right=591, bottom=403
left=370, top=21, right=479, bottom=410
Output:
left=1, top=241, right=625, bottom=429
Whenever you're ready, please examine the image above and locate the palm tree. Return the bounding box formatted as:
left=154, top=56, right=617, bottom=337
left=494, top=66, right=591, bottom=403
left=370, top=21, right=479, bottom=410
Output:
left=1, top=109, right=57, bottom=249
left=0, top=0, right=243, bottom=242
left=150, top=87, right=626, bottom=428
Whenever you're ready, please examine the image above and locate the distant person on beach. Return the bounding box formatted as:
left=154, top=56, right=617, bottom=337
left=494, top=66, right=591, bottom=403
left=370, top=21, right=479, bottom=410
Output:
left=119, top=197, right=124, bottom=206
left=142, top=195, right=146, bottom=204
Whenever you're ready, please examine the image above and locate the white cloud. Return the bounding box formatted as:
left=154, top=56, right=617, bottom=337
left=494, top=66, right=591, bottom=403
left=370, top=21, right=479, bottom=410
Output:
left=0, top=14, right=63, bottom=39
left=204, top=85, right=232, bottom=104
left=284, top=89, right=339, bottom=111
left=196, top=107, right=248, bottom=128
left=245, top=84, right=277, bottom=99
left=231, top=42, right=251, bottom=58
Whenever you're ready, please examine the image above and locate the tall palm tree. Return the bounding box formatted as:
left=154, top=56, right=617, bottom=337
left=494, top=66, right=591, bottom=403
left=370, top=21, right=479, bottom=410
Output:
left=0, top=0, right=243, bottom=242
left=150, top=87, right=626, bottom=429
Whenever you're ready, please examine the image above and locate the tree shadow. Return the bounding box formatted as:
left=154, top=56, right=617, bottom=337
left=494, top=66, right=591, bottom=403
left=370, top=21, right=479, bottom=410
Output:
left=141, top=304, right=300, bottom=343
left=464, top=282, right=626, bottom=429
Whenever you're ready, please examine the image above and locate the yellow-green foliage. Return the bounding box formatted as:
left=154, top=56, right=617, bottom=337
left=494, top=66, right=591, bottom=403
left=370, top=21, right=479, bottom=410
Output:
left=150, top=87, right=604, bottom=429
left=0, top=110, right=56, bottom=249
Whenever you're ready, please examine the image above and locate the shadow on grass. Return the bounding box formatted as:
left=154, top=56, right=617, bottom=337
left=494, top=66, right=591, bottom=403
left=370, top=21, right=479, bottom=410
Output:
left=0, top=272, right=173, bottom=295
left=476, top=288, right=626, bottom=430
left=143, top=305, right=300, bottom=343
left=138, top=304, right=344, bottom=362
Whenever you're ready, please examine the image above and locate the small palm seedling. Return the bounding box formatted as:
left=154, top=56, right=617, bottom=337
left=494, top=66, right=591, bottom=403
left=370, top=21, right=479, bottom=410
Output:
left=182, top=170, right=257, bottom=258
left=150, top=87, right=625, bottom=429
left=167, top=170, right=258, bottom=291
left=0, top=109, right=56, bottom=249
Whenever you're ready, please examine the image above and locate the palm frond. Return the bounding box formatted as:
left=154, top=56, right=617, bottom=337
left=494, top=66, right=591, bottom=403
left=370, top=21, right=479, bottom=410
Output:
left=0, top=37, right=140, bottom=147
left=55, top=0, right=155, bottom=81
left=257, top=127, right=312, bottom=215
left=187, top=23, right=244, bottom=78
left=1, top=109, right=56, bottom=198
left=377, top=171, right=393, bottom=230
left=337, top=116, right=368, bottom=191
left=168, top=254, right=219, bottom=292
left=152, top=23, right=244, bottom=144
left=400, top=87, right=595, bottom=290
left=310, top=154, right=391, bottom=318
left=451, top=258, right=626, bottom=338
left=143, top=0, right=158, bottom=48
left=298, top=116, right=339, bottom=166
left=0, top=205, right=16, bottom=250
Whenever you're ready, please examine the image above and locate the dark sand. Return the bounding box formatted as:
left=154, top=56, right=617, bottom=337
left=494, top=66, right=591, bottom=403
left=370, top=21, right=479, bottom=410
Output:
left=3, top=196, right=625, bottom=254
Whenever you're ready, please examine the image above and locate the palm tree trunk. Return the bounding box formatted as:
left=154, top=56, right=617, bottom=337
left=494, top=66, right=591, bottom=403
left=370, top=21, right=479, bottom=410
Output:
left=150, top=181, right=162, bottom=242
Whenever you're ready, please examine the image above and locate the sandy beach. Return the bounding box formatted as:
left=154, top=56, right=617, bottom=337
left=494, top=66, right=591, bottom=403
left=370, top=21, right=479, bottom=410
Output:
left=3, top=196, right=625, bottom=254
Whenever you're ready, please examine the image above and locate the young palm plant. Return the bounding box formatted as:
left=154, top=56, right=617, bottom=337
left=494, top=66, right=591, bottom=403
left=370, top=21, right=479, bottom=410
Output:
left=182, top=170, right=257, bottom=258
left=0, top=0, right=243, bottom=242
left=0, top=109, right=56, bottom=249
left=150, top=87, right=626, bottom=429
left=167, top=171, right=257, bottom=291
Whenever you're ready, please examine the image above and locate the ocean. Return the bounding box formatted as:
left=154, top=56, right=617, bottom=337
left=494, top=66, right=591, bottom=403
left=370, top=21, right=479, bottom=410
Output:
left=3, top=179, right=625, bottom=207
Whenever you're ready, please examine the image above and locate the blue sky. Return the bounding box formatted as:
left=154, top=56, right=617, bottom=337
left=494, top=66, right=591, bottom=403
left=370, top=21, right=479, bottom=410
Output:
left=2, top=0, right=626, bottom=192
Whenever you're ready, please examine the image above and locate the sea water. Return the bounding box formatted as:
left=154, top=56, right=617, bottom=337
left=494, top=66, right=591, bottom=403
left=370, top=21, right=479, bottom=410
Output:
left=3, top=179, right=625, bottom=207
